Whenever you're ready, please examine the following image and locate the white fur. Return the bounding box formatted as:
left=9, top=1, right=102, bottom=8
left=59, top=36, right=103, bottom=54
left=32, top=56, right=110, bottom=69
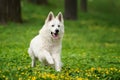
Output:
left=28, top=11, right=64, bottom=71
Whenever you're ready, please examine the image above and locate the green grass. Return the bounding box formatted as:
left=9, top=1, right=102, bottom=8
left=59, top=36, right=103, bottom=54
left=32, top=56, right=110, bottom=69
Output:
left=0, top=0, right=120, bottom=80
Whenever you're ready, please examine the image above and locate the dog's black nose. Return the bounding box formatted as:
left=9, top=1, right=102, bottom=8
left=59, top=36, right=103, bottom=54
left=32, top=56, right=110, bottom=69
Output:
left=55, top=29, right=59, bottom=33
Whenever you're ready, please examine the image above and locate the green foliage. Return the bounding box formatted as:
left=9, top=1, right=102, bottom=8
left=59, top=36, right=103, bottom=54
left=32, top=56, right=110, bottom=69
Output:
left=0, top=0, right=120, bottom=80
left=88, top=0, right=120, bottom=15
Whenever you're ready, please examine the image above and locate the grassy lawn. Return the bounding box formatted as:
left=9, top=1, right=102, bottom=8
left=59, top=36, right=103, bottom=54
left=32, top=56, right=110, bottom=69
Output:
left=0, top=0, right=120, bottom=80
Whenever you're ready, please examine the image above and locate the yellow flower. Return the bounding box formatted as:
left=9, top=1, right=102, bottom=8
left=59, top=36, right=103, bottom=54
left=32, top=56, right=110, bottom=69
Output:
left=86, top=72, right=91, bottom=77
left=5, top=77, right=9, bottom=80
left=31, top=76, right=36, bottom=80
left=106, top=70, right=109, bottom=74
left=28, top=76, right=32, bottom=79
left=118, top=69, right=120, bottom=72
left=18, top=67, right=21, bottom=70
left=21, top=72, right=24, bottom=75
left=60, top=75, right=64, bottom=79
left=91, top=67, right=95, bottom=72
left=97, top=67, right=101, bottom=72
left=96, top=77, right=100, bottom=79
left=110, top=68, right=113, bottom=71
left=3, top=75, right=5, bottom=78
left=18, top=78, right=22, bottom=80
left=76, top=77, right=83, bottom=80
left=50, top=74, right=56, bottom=79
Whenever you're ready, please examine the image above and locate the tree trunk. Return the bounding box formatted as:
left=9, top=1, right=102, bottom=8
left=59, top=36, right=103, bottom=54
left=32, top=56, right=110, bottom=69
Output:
left=80, top=0, right=87, bottom=12
left=64, top=0, right=77, bottom=20
left=0, top=0, right=6, bottom=24
left=28, top=0, right=48, bottom=5
left=0, top=0, right=22, bottom=24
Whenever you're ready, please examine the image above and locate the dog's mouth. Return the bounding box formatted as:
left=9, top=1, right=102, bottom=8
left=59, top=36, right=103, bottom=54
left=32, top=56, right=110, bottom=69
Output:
left=51, top=32, right=59, bottom=39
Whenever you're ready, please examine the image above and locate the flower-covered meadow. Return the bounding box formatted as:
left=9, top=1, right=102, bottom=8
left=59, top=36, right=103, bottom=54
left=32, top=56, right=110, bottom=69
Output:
left=0, top=64, right=120, bottom=80
left=0, top=44, right=120, bottom=80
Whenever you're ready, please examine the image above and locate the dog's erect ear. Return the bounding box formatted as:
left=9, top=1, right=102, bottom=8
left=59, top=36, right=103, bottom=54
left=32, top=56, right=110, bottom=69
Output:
left=56, top=12, right=64, bottom=23
left=45, top=11, right=54, bottom=23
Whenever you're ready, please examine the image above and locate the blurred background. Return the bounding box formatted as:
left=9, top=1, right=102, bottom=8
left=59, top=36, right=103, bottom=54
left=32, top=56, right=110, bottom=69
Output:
left=0, top=0, right=120, bottom=24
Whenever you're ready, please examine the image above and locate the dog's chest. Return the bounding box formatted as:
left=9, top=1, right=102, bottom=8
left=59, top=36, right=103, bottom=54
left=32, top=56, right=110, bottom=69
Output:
left=44, top=41, right=60, bottom=53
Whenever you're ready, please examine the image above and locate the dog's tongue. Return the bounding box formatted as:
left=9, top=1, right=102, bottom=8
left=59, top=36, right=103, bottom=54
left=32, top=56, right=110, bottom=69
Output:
left=53, top=33, right=59, bottom=39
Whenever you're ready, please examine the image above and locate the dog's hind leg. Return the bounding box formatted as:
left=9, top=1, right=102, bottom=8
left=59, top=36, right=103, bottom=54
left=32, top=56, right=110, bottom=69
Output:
left=31, top=56, right=36, bottom=67
left=28, top=48, right=36, bottom=67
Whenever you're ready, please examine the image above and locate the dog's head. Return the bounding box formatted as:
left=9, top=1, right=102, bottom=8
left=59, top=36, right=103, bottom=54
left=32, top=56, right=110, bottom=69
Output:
left=43, top=11, right=64, bottom=40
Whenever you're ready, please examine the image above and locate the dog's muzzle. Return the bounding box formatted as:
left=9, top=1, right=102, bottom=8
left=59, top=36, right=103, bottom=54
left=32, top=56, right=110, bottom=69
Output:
left=51, top=29, right=59, bottom=39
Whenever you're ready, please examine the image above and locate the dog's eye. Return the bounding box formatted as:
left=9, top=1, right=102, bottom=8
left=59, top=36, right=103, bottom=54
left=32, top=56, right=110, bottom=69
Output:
left=52, top=25, right=54, bottom=27
left=58, top=25, right=60, bottom=27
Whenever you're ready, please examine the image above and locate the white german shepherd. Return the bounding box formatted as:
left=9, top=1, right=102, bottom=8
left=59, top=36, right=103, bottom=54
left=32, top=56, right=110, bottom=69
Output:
left=28, top=11, right=64, bottom=71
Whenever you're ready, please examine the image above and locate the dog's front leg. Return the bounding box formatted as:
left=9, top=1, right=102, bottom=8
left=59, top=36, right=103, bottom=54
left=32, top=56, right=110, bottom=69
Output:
left=38, top=50, right=54, bottom=65
left=52, top=53, right=61, bottom=71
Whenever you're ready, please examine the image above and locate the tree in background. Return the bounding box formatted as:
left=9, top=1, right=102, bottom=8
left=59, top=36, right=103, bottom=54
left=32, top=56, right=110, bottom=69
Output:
left=0, top=0, right=22, bottom=24
left=80, top=0, right=87, bottom=12
left=28, top=0, right=48, bottom=5
left=64, top=0, right=77, bottom=20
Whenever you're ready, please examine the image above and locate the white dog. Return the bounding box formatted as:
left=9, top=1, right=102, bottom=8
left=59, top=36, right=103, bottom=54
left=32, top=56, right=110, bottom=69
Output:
left=28, top=11, right=64, bottom=71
